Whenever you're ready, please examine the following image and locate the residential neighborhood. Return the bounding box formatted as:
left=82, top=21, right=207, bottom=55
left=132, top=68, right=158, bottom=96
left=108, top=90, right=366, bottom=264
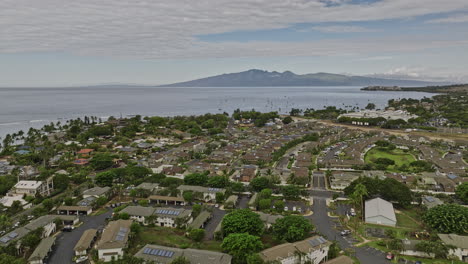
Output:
left=0, top=108, right=466, bottom=264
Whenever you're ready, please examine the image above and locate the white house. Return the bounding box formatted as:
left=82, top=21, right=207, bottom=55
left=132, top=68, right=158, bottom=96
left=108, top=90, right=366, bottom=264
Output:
left=97, top=219, right=133, bottom=262
left=365, top=198, right=396, bottom=227
left=82, top=186, right=111, bottom=199
left=176, top=185, right=226, bottom=202
left=259, top=236, right=331, bottom=264
left=10, top=179, right=53, bottom=197
left=119, top=206, right=156, bottom=225
left=153, top=207, right=193, bottom=228
left=438, top=234, right=468, bottom=262
left=74, top=229, right=97, bottom=256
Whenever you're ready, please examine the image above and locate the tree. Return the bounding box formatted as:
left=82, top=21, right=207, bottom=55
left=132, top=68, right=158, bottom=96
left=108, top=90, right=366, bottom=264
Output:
left=215, top=192, right=225, bottom=203
left=415, top=240, right=453, bottom=259
left=10, top=200, right=23, bottom=214
left=222, top=233, right=263, bottom=264
left=207, top=175, right=229, bottom=188
left=274, top=200, right=285, bottom=213
left=0, top=253, right=26, bottom=264
left=246, top=254, right=265, bottom=264
left=423, top=204, right=468, bottom=234
left=258, top=199, right=271, bottom=211
left=192, top=204, right=202, bottom=218
left=138, top=199, right=149, bottom=207
left=42, top=198, right=54, bottom=211
left=272, top=215, right=313, bottom=242
left=95, top=170, right=116, bottom=187
left=170, top=256, right=190, bottom=264
left=281, top=185, right=301, bottom=200
left=282, top=116, right=293, bottom=124
left=222, top=209, right=264, bottom=236
left=188, top=228, right=205, bottom=242
left=327, top=242, right=341, bottom=260
left=258, top=188, right=272, bottom=200
left=96, top=196, right=108, bottom=207
left=90, top=153, right=114, bottom=170
left=53, top=173, right=70, bottom=191
left=130, top=222, right=141, bottom=234
left=249, top=177, right=270, bottom=192
left=184, top=172, right=208, bottom=186
left=351, top=183, right=368, bottom=220
left=455, top=182, right=468, bottom=204
left=365, top=103, right=376, bottom=110
left=183, top=191, right=194, bottom=204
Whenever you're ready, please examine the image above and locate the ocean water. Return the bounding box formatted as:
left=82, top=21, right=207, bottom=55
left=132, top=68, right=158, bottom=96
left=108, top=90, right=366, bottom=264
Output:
left=0, top=86, right=434, bottom=138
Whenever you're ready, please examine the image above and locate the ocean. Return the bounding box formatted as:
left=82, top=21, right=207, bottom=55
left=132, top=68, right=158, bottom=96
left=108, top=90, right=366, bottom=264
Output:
left=0, top=86, right=434, bottom=138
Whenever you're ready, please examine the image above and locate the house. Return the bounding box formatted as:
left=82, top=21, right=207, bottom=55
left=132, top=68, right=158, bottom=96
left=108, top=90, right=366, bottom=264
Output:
left=136, top=182, right=160, bottom=193
left=422, top=196, right=444, bottom=209
left=24, top=215, right=58, bottom=238
left=135, top=244, right=232, bottom=264
left=74, top=229, right=97, bottom=256
left=256, top=212, right=284, bottom=229
left=188, top=211, right=212, bottom=229
left=153, top=207, right=193, bottom=228
left=148, top=195, right=186, bottom=206
left=77, top=149, right=94, bottom=156
left=259, top=236, right=331, bottom=264
left=120, top=206, right=156, bottom=225
left=400, top=239, right=435, bottom=258
left=248, top=193, right=258, bottom=210
left=0, top=194, right=30, bottom=208
left=224, top=195, right=238, bottom=209
left=176, top=185, right=226, bottom=202
left=28, top=236, right=56, bottom=264
left=438, top=234, right=468, bottom=262
left=57, top=205, right=92, bottom=216
left=83, top=186, right=111, bottom=199
left=365, top=198, right=396, bottom=227
left=97, top=219, right=133, bottom=262
left=10, top=179, right=53, bottom=197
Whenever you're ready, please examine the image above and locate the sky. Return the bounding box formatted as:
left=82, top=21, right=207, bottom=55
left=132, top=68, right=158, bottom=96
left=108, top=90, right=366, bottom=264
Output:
left=1, top=0, right=468, bottom=87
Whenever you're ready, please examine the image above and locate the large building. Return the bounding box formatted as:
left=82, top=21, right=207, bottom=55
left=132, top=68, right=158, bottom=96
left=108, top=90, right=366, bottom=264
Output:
left=135, top=244, right=232, bottom=264
left=259, top=236, right=331, bottom=264
left=96, top=219, right=133, bottom=262
left=365, top=198, right=396, bottom=227
left=10, top=179, right=53, bottom=197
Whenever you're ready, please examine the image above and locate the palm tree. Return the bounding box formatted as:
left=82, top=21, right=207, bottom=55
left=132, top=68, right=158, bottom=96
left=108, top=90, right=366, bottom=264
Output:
left=351, top=183, right=368, bottom=221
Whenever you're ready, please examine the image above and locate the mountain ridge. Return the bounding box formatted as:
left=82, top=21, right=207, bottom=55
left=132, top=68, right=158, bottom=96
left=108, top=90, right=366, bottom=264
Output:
left=160, top=69, right=448, bottom=87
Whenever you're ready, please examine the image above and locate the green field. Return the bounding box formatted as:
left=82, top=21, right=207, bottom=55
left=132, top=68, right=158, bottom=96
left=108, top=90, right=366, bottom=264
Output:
left=364, top=147, right=416, bottom=172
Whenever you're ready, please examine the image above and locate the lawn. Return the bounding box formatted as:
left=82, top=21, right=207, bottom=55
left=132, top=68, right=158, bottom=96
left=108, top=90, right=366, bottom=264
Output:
left=364, top=147, right=416, bottom=172
left=130, top=226, right=222, bottom=254
left=396, top=212, right=422, bottom=229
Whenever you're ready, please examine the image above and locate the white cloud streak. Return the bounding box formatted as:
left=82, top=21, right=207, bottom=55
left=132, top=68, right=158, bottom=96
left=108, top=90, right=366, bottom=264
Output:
left=310, top=25, right=375, bottom=33
left=0, top=0, right=467, bottom=59
left=426, top=13, right=468, bottom=23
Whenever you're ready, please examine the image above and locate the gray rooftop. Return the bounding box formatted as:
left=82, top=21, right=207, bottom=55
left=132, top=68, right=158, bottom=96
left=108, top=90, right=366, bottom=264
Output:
left=365, top=198, right=396, bottom=222
left=28, top=236, right=56, bottom=262
left=135, top=244, right=232, bottom=264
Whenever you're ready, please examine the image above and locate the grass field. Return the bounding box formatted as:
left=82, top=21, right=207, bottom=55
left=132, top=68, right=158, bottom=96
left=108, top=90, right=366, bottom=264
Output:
left=130, top=226, right=223, bottom=254
left=396, top=212, right=422, bottom=229
left=364, top=147, right=416, bottom=171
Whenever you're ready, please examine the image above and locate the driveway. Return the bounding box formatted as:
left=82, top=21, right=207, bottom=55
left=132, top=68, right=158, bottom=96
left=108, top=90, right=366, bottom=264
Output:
left=308, top=196, right=388, bottom=264
left=48, top=209, right=113, bottom=264
left=203, top=207, right=226, bottom=240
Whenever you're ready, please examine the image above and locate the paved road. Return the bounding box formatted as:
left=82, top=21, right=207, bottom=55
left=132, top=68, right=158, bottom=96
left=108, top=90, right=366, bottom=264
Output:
left=49, top=209, right=113, bottom=264
left=312, top=173, right=326, bottom=190
left=308, top=197, right=388, bottom=264
left=203, top=207, right=226, bottom=240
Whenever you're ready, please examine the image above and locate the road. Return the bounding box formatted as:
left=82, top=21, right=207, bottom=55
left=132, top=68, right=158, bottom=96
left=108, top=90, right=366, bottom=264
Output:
left=48, top=209, right=113, bottom=264
left=308, top=196, right=388, bottom=264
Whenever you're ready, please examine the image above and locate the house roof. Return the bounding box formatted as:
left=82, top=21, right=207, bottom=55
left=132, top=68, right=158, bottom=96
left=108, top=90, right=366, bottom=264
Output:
left=260, top=236, right=330, bottom=262
left=83, top=186, right=111, bottom=197
left=74, top=229, right=97, bottom=251
left=97, top=219, right=133, bottom=250
left=148, top=195, right=185, bottom=202
left=28, top=236, right=56, bottom=261
left=120, top=206, right=155, bottom=217
left=188, top=211, right=211, bottom=229
left=135, top=244, right=232, bottom=264
left=177, top=185, right=226, bottom=194
left=438, top=234, right=468, bottom=249
left=365, top=198, right=396, bottom=222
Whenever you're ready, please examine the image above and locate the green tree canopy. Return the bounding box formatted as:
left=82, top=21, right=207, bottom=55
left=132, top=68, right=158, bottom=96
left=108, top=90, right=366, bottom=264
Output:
left=188, top=228, right=205, bottom=242
left=221, top=233, right=263, bottom=263
left=249, top=177, right=271, bottom=192
left=455, top=182, right=468, bottom=204
left=272, top=215, right=314, bottom=242
left=222, top=209, right=264, bottom=237
left=423, top=204, right=468, bottom=234
left=90, top=153, right=114, bottom=170
left=184, top=172, right=209, bottom=186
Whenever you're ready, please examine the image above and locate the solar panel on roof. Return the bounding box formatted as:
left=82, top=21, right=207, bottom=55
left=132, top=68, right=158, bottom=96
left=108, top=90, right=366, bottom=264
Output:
left=425, top=196, right=435, bottom=202
left=143, top=247, right=151, bottom=254
left=167, top=251, right=174, bottom=258
left=175, top=211, right=180, bottom=216
left=0, top=237, right=10, bottom=243
left=8, top=232, right=18, bottom=238
left=164, top=251, right=172, bottom=257
left=115, top=235, right=124, bottom=241
left=157, top=250, right=165, bottom=256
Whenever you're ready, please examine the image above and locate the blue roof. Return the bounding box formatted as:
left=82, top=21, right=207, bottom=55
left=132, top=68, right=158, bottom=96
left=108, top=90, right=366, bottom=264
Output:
left=15, top=150, right=30, bottom=155
left=447, top=173, right=458, bottom=180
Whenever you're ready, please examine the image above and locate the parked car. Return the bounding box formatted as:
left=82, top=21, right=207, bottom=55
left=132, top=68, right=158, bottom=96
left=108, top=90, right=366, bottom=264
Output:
left=76, top=256, right=88, bottom=263
left=350, top=208, right=356, bottom=216
left=340, top=230, right=351, bottom=236
left=386, top=252, right=394, bottom=260
left=214, top=204, right=219, bottom=208
left=284, top=206, right=288, bottom=211
left=62, top=226, right=75, bottom=232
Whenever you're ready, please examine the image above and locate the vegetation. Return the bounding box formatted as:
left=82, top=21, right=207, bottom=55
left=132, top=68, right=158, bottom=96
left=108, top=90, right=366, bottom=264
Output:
left=455, top=182, right=468, bottom=204
left=221, top=209, right=264, bottom=237
left=272, top=215, right=314, bottom=242
left=423, top=204, right=468, bottom=234
left=221, top=233, right=263, bottom=264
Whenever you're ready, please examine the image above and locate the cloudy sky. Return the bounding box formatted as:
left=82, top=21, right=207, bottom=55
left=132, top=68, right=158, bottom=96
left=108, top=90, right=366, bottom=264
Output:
left=1, top=0, right=468, bottom=86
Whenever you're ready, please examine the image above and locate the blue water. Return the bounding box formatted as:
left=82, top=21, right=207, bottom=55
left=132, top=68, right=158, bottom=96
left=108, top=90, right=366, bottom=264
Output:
left=0, top=86, right=434, bottom=138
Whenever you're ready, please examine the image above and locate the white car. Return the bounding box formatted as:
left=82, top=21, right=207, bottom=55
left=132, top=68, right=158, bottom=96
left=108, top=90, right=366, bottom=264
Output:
left=292, top=206, right=297, bottom=211
left=76, top=256, right=88, bottom=263
left=284, top=206, right=288, bottom=211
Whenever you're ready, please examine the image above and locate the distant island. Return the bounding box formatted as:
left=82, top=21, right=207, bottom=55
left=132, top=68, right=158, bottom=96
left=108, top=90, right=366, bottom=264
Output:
left=161, top=69, right=446, bottom=87
left=362, top=84, right=468, bottom=93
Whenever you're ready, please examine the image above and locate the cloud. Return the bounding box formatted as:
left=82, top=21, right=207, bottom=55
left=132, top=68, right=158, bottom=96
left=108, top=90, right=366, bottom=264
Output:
left=426, top=13, right=468, bottom=23
left=367, top=66, right=468, bottom=82
left=310, top=25, right=376, bottom=33
left=357, top=56, right=393, bottom=61
left=0, top=0, right=468, bottom=59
